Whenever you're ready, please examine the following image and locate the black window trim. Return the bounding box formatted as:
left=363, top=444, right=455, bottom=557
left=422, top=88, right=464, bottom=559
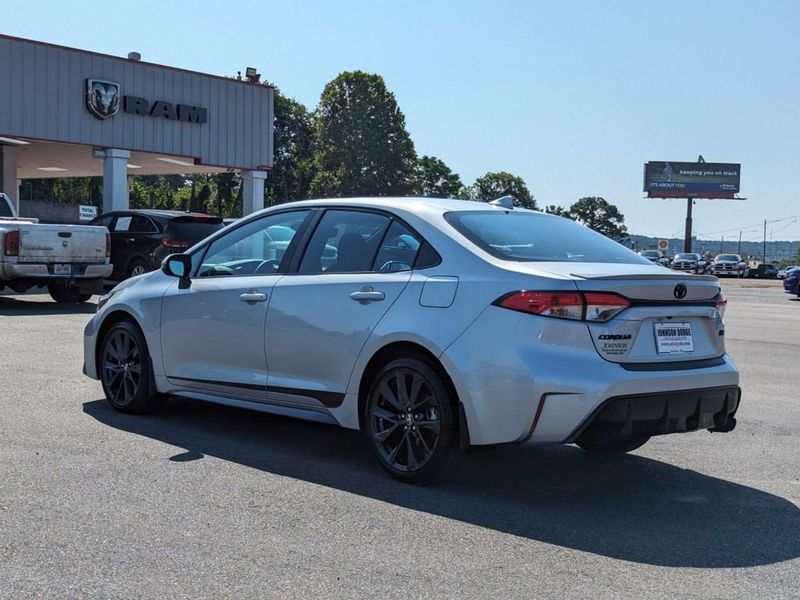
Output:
left=285, top=206, right=440, bottom=276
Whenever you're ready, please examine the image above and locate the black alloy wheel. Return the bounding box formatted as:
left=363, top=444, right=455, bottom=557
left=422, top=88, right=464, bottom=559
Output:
left=367, top=358, right=454, bottom=483
left=100, top=321, right=163, bottom=414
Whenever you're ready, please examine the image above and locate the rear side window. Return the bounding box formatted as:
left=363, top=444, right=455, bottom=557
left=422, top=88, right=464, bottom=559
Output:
left=299, top=210, right=391, bottom=274
left=445, top=211, right=650, bottom=264
left=372, top=221, right=421, bottom=272
left=167, top=218, right=224, bottom=240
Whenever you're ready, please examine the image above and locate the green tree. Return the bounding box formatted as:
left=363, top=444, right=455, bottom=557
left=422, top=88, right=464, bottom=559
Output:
left=413, top=155, right=464, bottom=198
left=568, top=196, right=627, bottom=239
left=267, top=88, right=315, bottom=205
left=310, top=71, right=417, bottom=197
left=469, top=171, right=536, bottom=209
left=544, top=204, right=571, bottom=218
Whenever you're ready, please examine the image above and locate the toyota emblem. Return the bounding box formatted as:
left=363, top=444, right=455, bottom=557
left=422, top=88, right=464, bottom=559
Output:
left=674, top=284, right=688, bottom=299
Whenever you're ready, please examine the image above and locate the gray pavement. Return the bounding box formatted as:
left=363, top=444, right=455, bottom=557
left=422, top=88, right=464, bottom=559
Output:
left=0, top=279, right=798, bottom=599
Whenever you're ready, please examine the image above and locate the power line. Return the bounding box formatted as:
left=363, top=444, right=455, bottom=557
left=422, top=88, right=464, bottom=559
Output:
left=695, top=215, right=798, bottom=237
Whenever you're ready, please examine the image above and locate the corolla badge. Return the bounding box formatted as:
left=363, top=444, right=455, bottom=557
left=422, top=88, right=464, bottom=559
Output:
left=85, top=79, right=121, bottom=120
left=674, top=284, right=688, bottom=299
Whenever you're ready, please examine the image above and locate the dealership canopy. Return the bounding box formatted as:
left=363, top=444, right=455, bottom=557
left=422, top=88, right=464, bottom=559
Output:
left=0, top=34, right=273, bottom=214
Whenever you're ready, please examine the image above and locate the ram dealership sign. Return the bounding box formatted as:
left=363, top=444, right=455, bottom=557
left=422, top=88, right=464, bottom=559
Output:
left=85, top=78, right=208, bottom=123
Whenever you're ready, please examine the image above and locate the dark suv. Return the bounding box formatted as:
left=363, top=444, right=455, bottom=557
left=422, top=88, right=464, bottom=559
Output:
left=90, top=210, right=224, bottom=280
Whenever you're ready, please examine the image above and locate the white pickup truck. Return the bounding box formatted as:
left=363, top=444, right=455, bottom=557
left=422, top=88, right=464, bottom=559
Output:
left=0, top=193, right=112, bottom=303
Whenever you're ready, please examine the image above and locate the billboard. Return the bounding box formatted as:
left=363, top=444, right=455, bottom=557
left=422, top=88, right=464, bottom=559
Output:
left=643, top=161, right=740, bottom=198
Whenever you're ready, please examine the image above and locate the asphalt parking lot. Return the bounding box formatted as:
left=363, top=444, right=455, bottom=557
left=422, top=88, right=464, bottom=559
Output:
left=1, top=278, right=798, bottom=599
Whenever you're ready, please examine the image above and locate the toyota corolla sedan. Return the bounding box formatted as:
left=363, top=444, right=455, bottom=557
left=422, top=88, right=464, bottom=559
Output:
left=83, top=198, right=740, bottom=483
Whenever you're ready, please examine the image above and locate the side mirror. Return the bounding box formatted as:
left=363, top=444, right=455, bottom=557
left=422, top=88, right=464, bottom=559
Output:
left=162, top=253, right=192, bottom=287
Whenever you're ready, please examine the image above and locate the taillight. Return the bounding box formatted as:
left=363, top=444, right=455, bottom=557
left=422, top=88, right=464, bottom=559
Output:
left=583, top=292, right=630, bottom=322
left=495, top=291, right=629, bottom=322
left=105, top=232, right=111, bottom=257
left=162, top=238, right=193, bottom=249
left=496, top=291, right=586, bottom=321
left=714, top=291, right=727, bottom=318
left=3, top=230, right=19, bottom=256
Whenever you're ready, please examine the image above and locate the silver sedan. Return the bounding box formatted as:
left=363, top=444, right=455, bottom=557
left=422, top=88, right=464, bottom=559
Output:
left=83, top=198, right=740, bottom=483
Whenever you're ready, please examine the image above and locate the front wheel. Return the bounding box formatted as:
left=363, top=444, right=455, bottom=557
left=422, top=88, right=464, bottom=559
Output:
left=100, top=320, right=165, bottom=414
left=48, top=283, right=92, bottom=304
left=365, top=357, right=455, bottom=484
left=127, top=259, right=151, bottom=279
left=576, top=436, right=650, bottom=454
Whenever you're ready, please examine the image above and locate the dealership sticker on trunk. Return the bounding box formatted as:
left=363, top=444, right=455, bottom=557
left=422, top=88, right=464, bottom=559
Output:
left=654, top=322, right=694, bottom=353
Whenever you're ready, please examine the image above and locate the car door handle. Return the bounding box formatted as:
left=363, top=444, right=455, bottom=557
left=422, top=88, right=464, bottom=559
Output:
left=125, top=238, right=136, bottom=244
left=239, top=292, right=268, bottom=304
left=349, top=286, right=385, bottom=304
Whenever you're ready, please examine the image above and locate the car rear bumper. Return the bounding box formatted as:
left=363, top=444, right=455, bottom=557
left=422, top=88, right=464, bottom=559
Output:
left=5, top=263, right=113, bottom=279
left=566, top=385, right=740, bottom=444
left=441, top=306, right=740, bottom=446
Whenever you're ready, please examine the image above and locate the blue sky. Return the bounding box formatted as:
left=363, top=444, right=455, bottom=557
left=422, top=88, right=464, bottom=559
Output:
left=4, top=0, right=799, bottom=240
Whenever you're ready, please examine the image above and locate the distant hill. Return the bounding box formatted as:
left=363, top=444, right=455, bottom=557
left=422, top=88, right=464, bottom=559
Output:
left=628, top=234, right=799, bottom=263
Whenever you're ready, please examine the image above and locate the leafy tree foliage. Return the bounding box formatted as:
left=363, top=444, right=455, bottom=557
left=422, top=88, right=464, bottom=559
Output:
left=309, top=71, right=417, bottom=197
left=568, top=196, right=627, bottom=239
left=544, top=204, right=571, bottom=218
left=468, top=171, right=536, bottom=209
left=413, top=155, right=464, bottom=198
left=268, top=87, right=315, bottom=204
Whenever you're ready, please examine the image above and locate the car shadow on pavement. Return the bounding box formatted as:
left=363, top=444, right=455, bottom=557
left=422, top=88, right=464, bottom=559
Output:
left=0, top=296, right=96, bottom=315
left=83, top=397, right=800, bottom=569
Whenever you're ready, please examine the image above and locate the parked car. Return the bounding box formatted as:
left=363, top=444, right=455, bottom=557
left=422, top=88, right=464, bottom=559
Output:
left=747, top=263, right=779, bottom=279
left=783, top=267, right=800, bottom=297
left=0, top=193, right=111, bottom=303
left=710, top=254, right=747, bottom=278
left=83, top=198, right=739, bottom=483
left=777, top=265, right=797, bottom=279
left=90, top=210, right=224, bottom=280
left=671, top=252, right=708, bottom=274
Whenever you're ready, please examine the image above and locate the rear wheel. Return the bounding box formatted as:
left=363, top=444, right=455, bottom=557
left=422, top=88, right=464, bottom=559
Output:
left=100, top=320, right=165, bottom=414
left=48, top=283, right=92, bottom=304
left=576, top=436, right=650, bottom=454
left=127, top=259, right=150, bottom=279
left=365, top=357, right=455, bottom=484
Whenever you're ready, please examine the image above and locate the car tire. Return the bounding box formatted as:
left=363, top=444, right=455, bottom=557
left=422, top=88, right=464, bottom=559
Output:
left=99, top=320, right=165, bottom=414
left=47, top=283, right=92, bottom=304
left=575, top=436, right=650, bottom=454
left=365, top=357, right=455, bottom=484
left=127, top=258, right=151, bottom=279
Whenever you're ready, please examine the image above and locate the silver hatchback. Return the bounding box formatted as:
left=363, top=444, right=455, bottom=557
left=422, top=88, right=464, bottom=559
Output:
left=83, top=198, right=740, bottom=483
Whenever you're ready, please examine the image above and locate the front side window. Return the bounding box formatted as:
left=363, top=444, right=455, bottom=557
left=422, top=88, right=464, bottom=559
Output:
left=445, top=211, right=650, bottom=264
left=196, top=210, right=309, bottom=277
left=298, top=210, right=391, bottom=274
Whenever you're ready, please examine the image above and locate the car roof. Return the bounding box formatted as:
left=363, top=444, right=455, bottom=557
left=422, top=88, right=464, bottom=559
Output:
left=104, top=209, right=216, bottom=219
left=267, top=197, right=549, bottom=217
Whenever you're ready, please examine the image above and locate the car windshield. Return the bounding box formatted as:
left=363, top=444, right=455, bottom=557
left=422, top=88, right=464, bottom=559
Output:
left=676, top=253, right=698, bottom=260
left=444, top=211, right=649, bottom=264
left=716, top=254, right=739, bottom=261
left=641, top=250, right=660, bottom=258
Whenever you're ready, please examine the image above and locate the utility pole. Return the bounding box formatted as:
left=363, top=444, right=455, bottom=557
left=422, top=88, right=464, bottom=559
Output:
left=763, top=219, right=767, bottom=263
left=720, top=235, right=724, bottom=253
left=684, top=197, right=693, bottom=253
left=738, top=230, right=742, bottom=255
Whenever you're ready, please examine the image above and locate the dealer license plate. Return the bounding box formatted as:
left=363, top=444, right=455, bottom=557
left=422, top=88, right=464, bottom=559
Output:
left=53, top=263, right=72, bottom=276
left=654, top=322, right=694, bottom=353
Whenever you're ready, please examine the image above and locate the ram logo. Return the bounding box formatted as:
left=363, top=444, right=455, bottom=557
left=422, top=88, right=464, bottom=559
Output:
left=85, top=79, right=121, bottom=120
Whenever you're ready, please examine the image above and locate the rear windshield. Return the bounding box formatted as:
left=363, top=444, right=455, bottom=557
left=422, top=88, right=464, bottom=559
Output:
left=716, top=254, right=739, bottom=261
left=0, top=197, right=13, bottom=217
left=167, top=218, right=224, bottom=240
left=444, top=211, right=649, bottom=264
